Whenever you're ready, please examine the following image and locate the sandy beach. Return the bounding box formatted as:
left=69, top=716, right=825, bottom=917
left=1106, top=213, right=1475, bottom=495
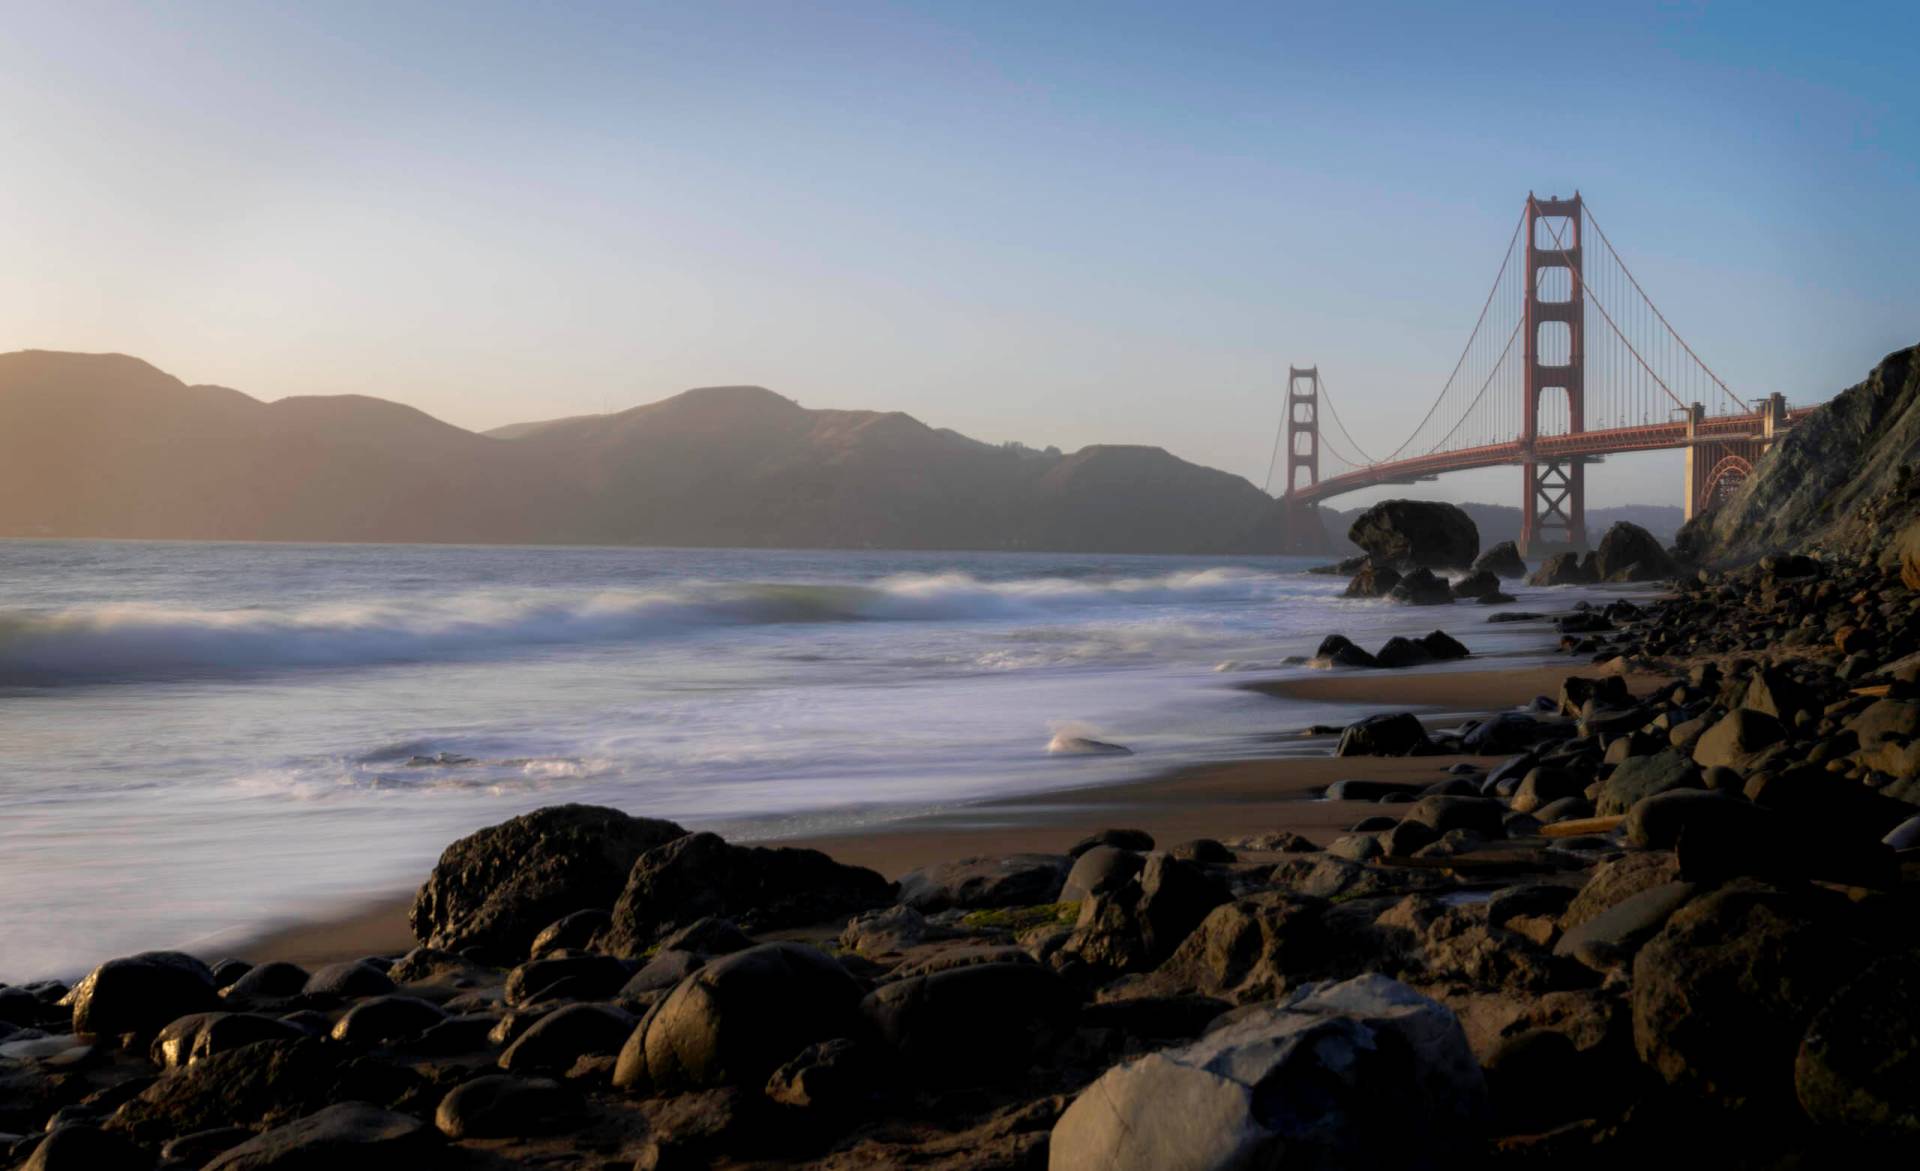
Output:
left=235, top=662, right=1640, bottom=968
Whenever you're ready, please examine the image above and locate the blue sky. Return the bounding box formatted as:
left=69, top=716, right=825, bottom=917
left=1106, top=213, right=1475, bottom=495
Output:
left=1, top=1, right=1914, bottom=508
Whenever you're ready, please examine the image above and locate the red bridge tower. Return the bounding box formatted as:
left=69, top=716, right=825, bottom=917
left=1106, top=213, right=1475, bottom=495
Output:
left=1520, top=193, right=1587, bottom=556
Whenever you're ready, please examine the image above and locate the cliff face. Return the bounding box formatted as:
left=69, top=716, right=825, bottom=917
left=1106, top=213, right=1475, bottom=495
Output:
left=1677, top=345, right=1920, bottom=565
left=0, top=351, right=1293, bottom=554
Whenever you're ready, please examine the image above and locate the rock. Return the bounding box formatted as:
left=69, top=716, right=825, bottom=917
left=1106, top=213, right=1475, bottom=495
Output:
left=1068, top=829, right=1154, bottom=858
left=151, top=1013, right=306, bottom=1069
left=601, top=832, right=892, bottom=957
left=613, top=942, right=864, bottom=1096
left=863, top=962, right=1077, bottom=1085
left=22, top=1124, right=149, bottom=1171
left=621, top=949, right=705, bottom=998
left=301, top=961, right=394, bottom=1001
left=160, top=1128, right=254, bottom=1166
left=1886, top=814, right=1920, bottom=851
left=329, top=997, right=448, bottom=1046
left=1528, top=552, right=1594, bottom=586
left=1593, top=521, right=1676, bottom=581
left=1347, top=500, right=1480, bottom=570
left=1561, top=852, right=1680, bottom=930
left=409, top=803, right=688, bottom=961
left=1401, top=795, right=1505, bottom=837
left=1333, top=712, right=1430, bottom=757
left=209, top=960, right=251, bottom=990
left=1168, top=839, right=1235, bottom=864
left=1342, top=562, right=1401, bottom=599
left=1552, top=882, right=1697, bottom=971
left=1373, top=636, right=1434, bottom=668
left=1739, top=666, right=1814, bottom=724
left=764, top=1037, right=884, bottom=1114
left=1048, top=734, right=1133, bottom=755
left=1691, top=708, right=1786, bottom=771
left=1420, top=630, right=1471, bottom=659
left=1142, top=892, right=1331, bottom=1004
left=1327, top=832, right=1385, bottom=861
left=70, top=953, right=218, bottom=1046
left=1473, top=541, right=1527, bottom=579
left=1624, top=790, right=1743, bottom=850
left=1311, top=634, right=1379, bottom=668
left=1060, top=846, right=1145, bottom=904
left=1388, top=568, right=1455, bottom=606
left=528, top=909, right=612, bottom=960
left=1597, top=748, right=1703, bottom=816
left=1795, top=950, right=1920, bottom=1136
left=1048, top=974, right=1484, bottom=1171
left=1633, top=882, right=1869, bottom=1109
left=505, top=954, right=630, bottom=1006
left=434, top=1074, right=581, bottom=1139
left=839, top=905, right=929, bottom=957
left=897, top=853, right=1070, bottom=912
left=1061, top=853, right=1230, bottom=975
left=202, top=1102, right=438, bottom=1170
left=498, top=1002, right=634, bottom=1073
left=1451, top=569, right=1501, bottom=600
left=1557, top=673, right=1630, bottom=716
left=1510, top=767, right=1585, bottom=814
left=223, top=962, right=309, bottom=1002
left=657, top=917, right=755, bottom=956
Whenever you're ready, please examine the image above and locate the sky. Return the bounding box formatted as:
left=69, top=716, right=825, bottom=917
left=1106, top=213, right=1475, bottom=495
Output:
left=1, top=1, right=1915, bottom=510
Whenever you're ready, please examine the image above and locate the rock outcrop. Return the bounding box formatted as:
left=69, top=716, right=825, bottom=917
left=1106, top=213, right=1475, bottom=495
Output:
left=1347, top=499, right=1480, bottom=570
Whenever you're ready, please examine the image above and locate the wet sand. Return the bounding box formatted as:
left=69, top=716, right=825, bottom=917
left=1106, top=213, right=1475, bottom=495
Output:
left=234, top=663, right=1637, bottom=967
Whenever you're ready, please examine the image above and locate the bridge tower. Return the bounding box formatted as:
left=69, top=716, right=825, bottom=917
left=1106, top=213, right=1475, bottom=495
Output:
left=1520, top=193, right=1588, bottom=557
left=1279, top=366, right=1324, bottom=553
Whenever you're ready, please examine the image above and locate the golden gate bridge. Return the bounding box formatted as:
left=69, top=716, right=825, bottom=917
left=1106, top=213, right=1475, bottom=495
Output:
left=1268, top=192, right=1813, bottom=556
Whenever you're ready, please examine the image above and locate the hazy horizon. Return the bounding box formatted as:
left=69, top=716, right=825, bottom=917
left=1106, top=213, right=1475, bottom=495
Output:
left=4, top=2, right=1917, bottom=509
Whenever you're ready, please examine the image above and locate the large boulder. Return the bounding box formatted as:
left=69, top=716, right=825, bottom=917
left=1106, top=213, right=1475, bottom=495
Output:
left=1347, top=500, right=1479, bottom=570
left=1472, top=541, right=1527, bottom=579
left=599, top=832, right=892, bottom=957
left=1049, top=975, right=1485, bottom=1171
left=1632, top=882, right=1869, bottom=1109
left=109, top=1038, right=416, bottom=1145
left=1342, top=562, right=1401, bottom=599
left=863, top=962, right=1077, bottom=1086
left=408, top=804, right=687, bottom=961
left=1690, top=708, right=1786, bottom=771
left=1595, top=748, right=1703, bottom=816
left=1388, top=568, right=1454, bottom=606
left=612, top=942, right=864, bottom=1096
left=896, top=854, right=1070, bottom=912
left=1333, top=712, right=1431, bottom=757
left=70, top=952, right=219, bottom=1045
left=435, top=1074, right=581, bottom=1140
left=1141, top=892, right=1333, bottom=1004
left=1796, top=950, right=1920, bottom=1136
left=1593, top=522, right=1677, bottom=582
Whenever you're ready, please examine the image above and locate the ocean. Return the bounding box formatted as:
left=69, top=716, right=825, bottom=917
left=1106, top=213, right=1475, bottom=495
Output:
left=0, top=540, right=1592, bottom=980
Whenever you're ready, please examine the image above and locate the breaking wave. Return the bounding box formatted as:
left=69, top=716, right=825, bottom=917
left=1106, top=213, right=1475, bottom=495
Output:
left=0, top=568, right=1283, bottom=683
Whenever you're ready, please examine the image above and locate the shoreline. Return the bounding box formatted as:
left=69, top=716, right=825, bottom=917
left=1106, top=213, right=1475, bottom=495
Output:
left=229, top=660, right=1628, bottom=969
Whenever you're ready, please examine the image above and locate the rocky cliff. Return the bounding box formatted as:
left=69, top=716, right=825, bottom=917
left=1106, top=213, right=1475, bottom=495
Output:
left=1677, top=344, right=1920, bottom=565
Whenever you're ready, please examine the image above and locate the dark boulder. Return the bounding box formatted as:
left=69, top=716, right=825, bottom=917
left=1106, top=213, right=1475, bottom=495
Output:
left=409, top=803, right=688, bottom=961
left=1593, top=521, right=1677, bottom=581
left=70, top=952, right=219, bottom=1046
left=151, top=1012, right=307, bottom=1069
left=1334, top=712, right=1431, bottom=757
left=301, top=961, right=394, bottom=1001
left=862, top=962, right=1078, bottom=1086
left=497, top=1002, right=634, bottom=1073
left=329, top=997, right=448, bottom=1046
left=1311, top=633, right=1379, bottom=668
left=1419, top=630, right=1470, bottom=660
left=504, top=954, right=631, bottom=1006
left=613, top=942, right=864, bottom=1096
left=1528, top=552, right=1595, bottom=587
left=1343, top=562, right=1401, bottom=599
left=1450, top=569, right=1502, bottom=600
left=896, top=853, right=1070, bottom=912
left=1061, top=853, right=1230, bottom=975
left=435, top=1074, right=582, bottom=1139
left=1633, top=882, right=1869, bottom=1109
left=1388, top=568, right=1455, bottom=606
left=600, top=832, right=891, bottom=957
left=1473, top=541, right=1527, bottom=579
left=1347, top=499, right=1480, bottom=570
left=1796, top=951, right=1920, bottom=1137
left=202, top=1102, right=439, bottom=1170
left=1374, top=636, right=1434, bottom=669
left=528, top=909, right=612, bottom=960
left=22, top=1124, right=150, bottom=1171
left=1067, top=828, right=1154, bottom=858
left=223, top=962, right=309, bottom=1003
left=1060, top=846, right=1144, bottom=904
left=1596, top=748, right=1703, bottom=816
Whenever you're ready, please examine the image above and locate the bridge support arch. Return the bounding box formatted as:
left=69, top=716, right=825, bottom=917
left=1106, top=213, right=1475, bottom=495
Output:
left=1684, top=394, right=1784, bottom=520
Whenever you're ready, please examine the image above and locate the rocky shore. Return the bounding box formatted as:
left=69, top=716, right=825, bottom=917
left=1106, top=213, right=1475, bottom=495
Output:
left=3, top=543, right=1918, bottom=1168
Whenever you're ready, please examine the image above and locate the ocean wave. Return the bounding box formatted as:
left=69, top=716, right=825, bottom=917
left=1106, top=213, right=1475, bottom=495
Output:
left=0, top=568, right=1285, bottom=683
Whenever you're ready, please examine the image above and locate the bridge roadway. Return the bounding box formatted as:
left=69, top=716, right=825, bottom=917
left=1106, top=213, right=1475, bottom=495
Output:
left=1284, top=405, right=1816, bottom=508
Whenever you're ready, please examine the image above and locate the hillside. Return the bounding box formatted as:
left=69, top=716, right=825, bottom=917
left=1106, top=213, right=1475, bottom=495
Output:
left=0, top=351, right=1293, bottom=554
left=1676, top=343, right=1920, bottom=565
